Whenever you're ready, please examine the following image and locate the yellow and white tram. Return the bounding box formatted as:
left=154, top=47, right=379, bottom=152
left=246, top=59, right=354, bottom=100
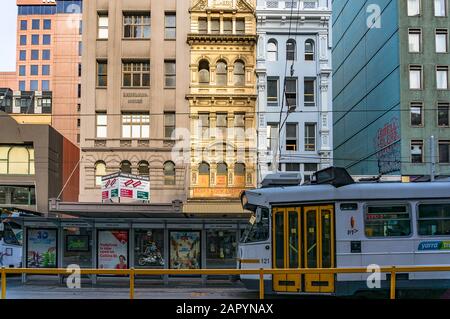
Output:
left=239, top=167, right=450, bottom=295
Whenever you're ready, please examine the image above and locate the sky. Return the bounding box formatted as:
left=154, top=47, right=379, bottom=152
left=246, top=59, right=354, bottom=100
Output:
left=0, top=0, right=17, bottom=72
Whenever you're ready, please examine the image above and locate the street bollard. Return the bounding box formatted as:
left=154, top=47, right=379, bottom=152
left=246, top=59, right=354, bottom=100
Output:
left=259, top=268, right=264, bottom=300
left=390, top=267, right=396, bottom=300
left=1, top=267, right=6, bottom=299
left=129, top=268, right=135, bottom=300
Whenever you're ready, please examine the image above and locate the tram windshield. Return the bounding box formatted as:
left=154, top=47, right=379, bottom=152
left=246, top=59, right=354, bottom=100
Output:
left=240, top=207, right=269, bottom=243
left=0, top=222, right=22, bottom=246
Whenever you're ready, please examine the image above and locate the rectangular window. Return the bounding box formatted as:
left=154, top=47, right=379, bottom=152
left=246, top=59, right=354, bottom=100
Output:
left=123, top=13, right=151, bottom=39
left=436, top=29, right=448, bottom=53
left=286, top=123, right=298, bottom=151
left=211, top=19, right=220, bottom=34
left=437, top=66, right=449, bottom=89
left=42, top=65, right=50, bottom=76
left=78, top=84, right=81, bottom=98
left=31, top=34, right=39, bottom=45
left=410, top=102, right=423, bottom=126
left=78, top=41, right=82, bottom=56
left=31, top=50, right=39, bottom=60
left=216, top=113, right=228, bottom=138
left=223, top=19, right=232, bottom=34
left=365, top=205, right=411, bottom=237
left=32, top=19, right=40, bottom=30
left=236, top=18, right=245, bottom=34
left=408, top=0, right=421, bottom=16
left=20, top=35, right=26, bottom=46
left=285, top=163, right=300, bottom=172
left=42, top=50, right=51, bottom=60
left=30, top=80, right=38, bottom=91
left=30, top=65, right=38, bottom=76
left=122, top=113, right=150, bottom=139
left=267, top=123, right=279, bottom=151
left=43, top=19, right=51, bottom=30
left=164, top=112, right=175, bottom=139
left=267, top=77, right=279, bottom=104
left=411, top=140, right=424, bottom=163
left=98, top=14, right=108, bottom=39
left=42, top=80, right=49, bottom=91
left=408, top=28, right=421, bottom=52
left=165, top=13, right=176, bottom=39
left=199, top=113, right=210, bottom=137
left=122, top=61, right=150, bottom=87
left=305, top=123, right=316, bottom=151
left=19, top=81, right=25, bottom=91
left=20, top=50, right=26, bottom=61
left=164, top=61, right=176, bottom=88
left=43, top=35, right=51, bottom=45
left=20, top=20, right=27, bottom=30
left=418, top=203, right=450, bottom=236
left=96, top=113, right=107, bottom=138
left=198, top=18, right=207, bottom=33
left=439, top=140, right=450, bottom=163
left=438, top=103, right=450, bottom=126
left=409, top=65, right=422, bottom=89
left=435, top=0, right=447, bottom=16
left=304, top=78, right=316, bottom=106
left=285, top=78, right=297, bottom=109
left=97, top=61, right=107, bottom=87
left=19, top=65, right=26, bottom=76
left=78, top=63, right=82, bottom=77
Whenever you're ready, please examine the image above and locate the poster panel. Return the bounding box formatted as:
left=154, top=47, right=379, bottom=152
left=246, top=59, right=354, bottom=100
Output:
left=98, top=230, right=129, bottom=269
left=27, top=228, right=57, bottom=268
left=169, top=231, right=201, bottom=269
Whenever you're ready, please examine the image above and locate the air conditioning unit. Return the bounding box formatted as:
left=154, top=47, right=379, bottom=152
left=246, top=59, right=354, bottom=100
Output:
left=261, top=173, right=302, bottom=188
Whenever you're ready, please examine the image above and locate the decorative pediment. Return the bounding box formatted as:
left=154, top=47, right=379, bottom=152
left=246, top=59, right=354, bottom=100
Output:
left=191, top=0, right=208, bottom=11
left=191, top=0, right=254, bottom=12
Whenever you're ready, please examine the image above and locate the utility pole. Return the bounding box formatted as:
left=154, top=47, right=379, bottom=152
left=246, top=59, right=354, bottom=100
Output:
left=430, top=135, right=436, bottom=181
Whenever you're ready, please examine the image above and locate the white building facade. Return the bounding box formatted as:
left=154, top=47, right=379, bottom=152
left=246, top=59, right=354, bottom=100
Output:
left=256, top=0, right=333, bottom=184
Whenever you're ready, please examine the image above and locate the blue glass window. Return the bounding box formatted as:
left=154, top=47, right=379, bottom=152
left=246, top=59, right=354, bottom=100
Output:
left=32, top=35, right=39, bottom=45
left=43, top=19, right=51, bottom=29
left=30, top=65, right=39, bottom=76
left=19, top=81, right=25, bottom=91
left=20, top=20, right=27, bottom=30
left=42, top=80, right=50, bottom=91
left=42, top=50, right=51, bottom=60
left=31, top=50, right=39, bottom=60
left=19, top=50, right=26, bottom=61
left=20, top=35, right=26, bottom=46
left=42, top=65, right=50, bottom=76
left=30, top=80, right=38, bottom=91
left=43, top=35, right=51, bottom=45
left=19, top=65, right=26, bottom=76
left=32, top=19, right=40, bottom=30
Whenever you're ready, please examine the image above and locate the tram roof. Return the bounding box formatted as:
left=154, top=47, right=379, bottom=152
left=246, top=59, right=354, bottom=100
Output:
left=243, top=181, right=450, bottom=207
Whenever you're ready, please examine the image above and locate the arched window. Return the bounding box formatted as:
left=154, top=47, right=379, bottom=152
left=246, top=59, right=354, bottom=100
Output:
left=198, top=162, right=210, bottom=187
left=267, top=39, right=278, bottom=61
left=198, top=60, right=210, bottom=84
left=216, top=61, right=227, bottom=86
left=216, top=162, right=228, bottom=186
left=120, top=160, right=132, bottom=174
left=8, top=147, right=32, bottom=175
left=233, top=61, right=245, bottom=86
left=138, top=161, right=149, bottom=177
left=305, top=39, right=315, bottom=61
left=286, top=39, right=296, bottom=61
left=95, top=161, right=106, bottom=187
left=164, top=161, right=175, bottom=185
left=234, top=163, right=246, bottom=186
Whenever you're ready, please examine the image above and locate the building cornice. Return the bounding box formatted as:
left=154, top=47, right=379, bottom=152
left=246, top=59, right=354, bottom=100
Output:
left=187, top=34, right=257, bottom=45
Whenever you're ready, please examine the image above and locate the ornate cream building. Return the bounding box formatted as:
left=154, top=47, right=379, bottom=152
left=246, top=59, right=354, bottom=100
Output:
left=183, top=0, right=257, bottom=215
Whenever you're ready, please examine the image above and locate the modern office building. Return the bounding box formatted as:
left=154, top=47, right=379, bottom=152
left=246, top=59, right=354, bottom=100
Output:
left=183, top=0, right=258, bottom=215
left=333, top=0, right=450, bottom=179
left=79, top=0, right=190, bottom=204
left=13, top=0, right=83, bottom=145
left=255, top=0, right=333, bottom=184
left=0, top=73, right=18, bottom=91
left=0, top=111, right=79, bottom=215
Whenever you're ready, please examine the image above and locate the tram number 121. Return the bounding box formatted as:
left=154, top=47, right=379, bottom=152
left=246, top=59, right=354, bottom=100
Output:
left=261, top=258, right=270, bottom=265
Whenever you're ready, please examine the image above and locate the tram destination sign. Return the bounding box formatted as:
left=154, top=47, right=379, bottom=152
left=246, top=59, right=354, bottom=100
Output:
left=101, top=172, right=150, bottom=201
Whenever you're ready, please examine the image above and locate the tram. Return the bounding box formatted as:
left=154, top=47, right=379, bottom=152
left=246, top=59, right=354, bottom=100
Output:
left=238, top=167, right=450, bottom=296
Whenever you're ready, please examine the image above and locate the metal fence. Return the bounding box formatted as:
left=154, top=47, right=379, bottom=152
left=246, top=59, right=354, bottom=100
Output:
left=2, top=265, right=450, bottom=299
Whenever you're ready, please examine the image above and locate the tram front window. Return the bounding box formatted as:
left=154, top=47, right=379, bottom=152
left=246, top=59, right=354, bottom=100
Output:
left=240, top=208, right=269, bottom=243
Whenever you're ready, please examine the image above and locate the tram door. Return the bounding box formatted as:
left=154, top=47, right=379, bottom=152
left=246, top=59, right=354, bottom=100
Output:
left=272, top=206, right=335, bottom=293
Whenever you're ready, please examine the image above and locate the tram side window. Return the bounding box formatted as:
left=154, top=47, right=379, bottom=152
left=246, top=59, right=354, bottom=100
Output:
left=364, top=205, right=411, bottom=237
left=418, top=203, right=450, bottom=236
left=240, top=208, right=270, bottom=243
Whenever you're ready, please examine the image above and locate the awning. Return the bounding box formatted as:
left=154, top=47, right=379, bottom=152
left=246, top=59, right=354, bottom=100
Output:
left=183, top=201, right=251, bottom=216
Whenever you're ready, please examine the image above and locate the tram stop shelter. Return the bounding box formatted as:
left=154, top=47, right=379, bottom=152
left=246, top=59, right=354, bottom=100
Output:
left=11, top=199, right=250, bottom=283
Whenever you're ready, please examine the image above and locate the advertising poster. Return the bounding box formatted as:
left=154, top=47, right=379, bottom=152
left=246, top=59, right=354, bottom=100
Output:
left=98, top=230, right=129, bottom=269
left=170, top=231, right=201, bottom=269
left=102, top=172, right=150, bottom=201
left=27, top=229, right=57, bottom=268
